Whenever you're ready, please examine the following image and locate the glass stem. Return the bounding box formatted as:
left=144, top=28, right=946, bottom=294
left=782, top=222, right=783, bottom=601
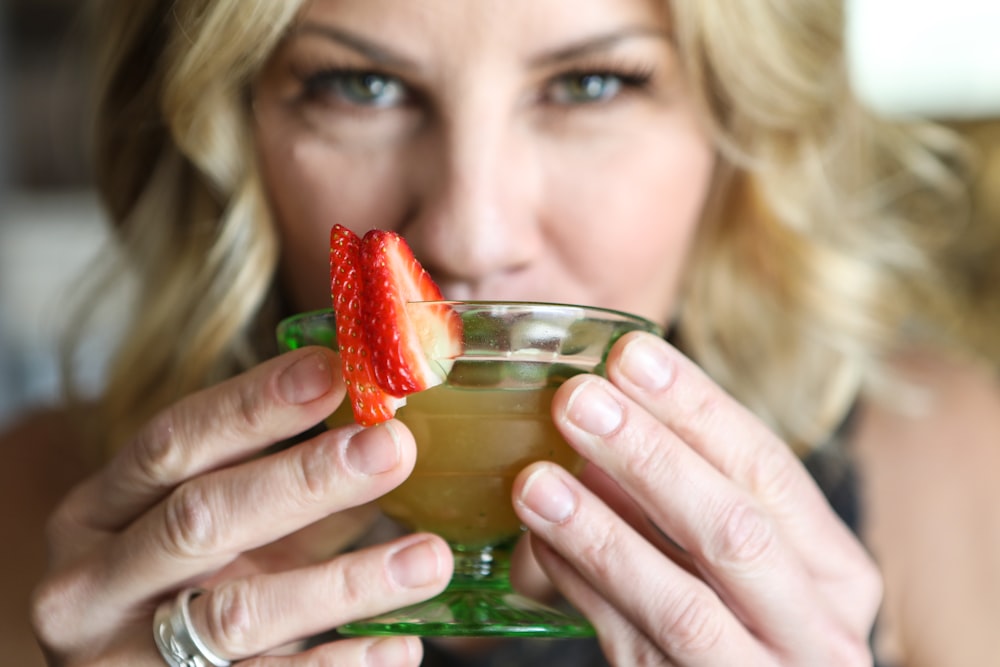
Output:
left=449, top=542, right=514, bottom=591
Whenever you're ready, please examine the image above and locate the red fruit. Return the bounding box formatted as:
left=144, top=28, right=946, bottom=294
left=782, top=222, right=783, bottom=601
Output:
left=329, top=225, right=462, bottom=426
left=330, top=225, right=403, bottom=426
left=360, top=229, right=463, bottom=397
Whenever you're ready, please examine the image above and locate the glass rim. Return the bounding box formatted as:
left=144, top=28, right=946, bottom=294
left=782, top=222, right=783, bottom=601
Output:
left=277, top=300, right=665, bottom=336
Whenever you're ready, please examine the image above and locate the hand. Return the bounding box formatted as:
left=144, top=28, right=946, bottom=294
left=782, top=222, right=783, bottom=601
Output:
left=513, top=332, right=882, bottom=666
left=31, top=347, right=452, bottom=666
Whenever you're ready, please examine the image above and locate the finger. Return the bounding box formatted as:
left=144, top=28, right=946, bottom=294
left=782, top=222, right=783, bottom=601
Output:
left=100, top=420, right=417, bottom=613
left=528, top=536, right=672, bottom=667
left=509, top=532, right=554, bottom=602
left=601, top=332, right=881, bottom=626
left=185, top=534, right=450, bottom=660
left=577, top=464, right=697, bottom=576
left=241, top=636, right=422, bottom=667
left=247, top=503, right=381, bottom=571
left=68, top=347, right=345, bottom=533
left=514, top=463, right=767, bottom=665
left=553, top=375, right=836, bottom=650
left=604, top=332, right=860, bottom=559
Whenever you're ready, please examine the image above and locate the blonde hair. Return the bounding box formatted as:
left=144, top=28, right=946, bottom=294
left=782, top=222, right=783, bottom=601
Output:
left=671, top=2, right=999, bottom=449
left=79, top=0, right=304, bottom=452
left=79, top=0, right=999, bottom=456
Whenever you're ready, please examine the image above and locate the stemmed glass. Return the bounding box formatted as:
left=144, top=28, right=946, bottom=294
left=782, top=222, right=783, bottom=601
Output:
left=277, top=301, right=663, bottom=637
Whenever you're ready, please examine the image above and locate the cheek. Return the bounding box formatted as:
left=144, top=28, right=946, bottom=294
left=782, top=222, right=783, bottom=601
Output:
left=260, top=141, right=334, bottom=312
left=257, top=132, right=410, bottom=312
left=546, top=123, right=714, bottom=324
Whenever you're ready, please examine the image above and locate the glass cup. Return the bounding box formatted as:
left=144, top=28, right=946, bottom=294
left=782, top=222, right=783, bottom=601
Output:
left=277, top=301, right=664, bottom=637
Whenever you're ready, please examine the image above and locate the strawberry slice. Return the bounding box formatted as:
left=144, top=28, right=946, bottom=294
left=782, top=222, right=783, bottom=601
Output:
left=330, top=225, right=403, bottom=426
left=329, top=225, right=462, bottom=426
left=360, top=229, right=463, bottom=397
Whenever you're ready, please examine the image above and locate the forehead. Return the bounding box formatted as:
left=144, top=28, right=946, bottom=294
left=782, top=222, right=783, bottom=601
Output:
left=293, top=0, right=671, bottom=53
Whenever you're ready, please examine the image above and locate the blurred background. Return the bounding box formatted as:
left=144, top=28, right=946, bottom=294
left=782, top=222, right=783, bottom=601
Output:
left=0, top=0, right=122, bottom=430
left=1, top=0, right=997, bottom=432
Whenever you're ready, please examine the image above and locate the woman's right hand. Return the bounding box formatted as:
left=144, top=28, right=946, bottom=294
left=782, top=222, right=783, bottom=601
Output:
left=30, top=346, right=452, bottom=666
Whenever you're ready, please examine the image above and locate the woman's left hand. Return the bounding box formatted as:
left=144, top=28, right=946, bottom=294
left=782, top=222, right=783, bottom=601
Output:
left=512, top=331, right=882, bottom=666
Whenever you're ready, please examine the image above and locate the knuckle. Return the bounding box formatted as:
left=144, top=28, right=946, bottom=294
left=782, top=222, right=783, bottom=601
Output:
left=128, top=410, right=186, bottom=486
left=576, top=526, right=618, bottom=582
left=203, top=583, right=255, bottom=656
left=229, top=380, right=270, bottom=435
left=677, top=389, right=726, bottom=443
left=295, top=437, right=340, bottom=502
left=29, top=579, right=64, bottom=647
left=161, top=482, right=220, bottom=558
left=708, top=499, right=776, bottom=570
left=30, top=573, right=87, bottom=651
left=328, top=555, right=377, bottom=613
left=657, top=588, right=724, bottom=657
left=619, top=435, right=659, bottom=482
left=744, top=445, right=799, bottom=505
left=618, top=430, right=674, bottom=491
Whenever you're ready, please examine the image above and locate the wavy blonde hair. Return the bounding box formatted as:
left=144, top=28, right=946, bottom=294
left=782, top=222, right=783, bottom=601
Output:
left=671, top=3, right=1000, bottom=449
left=77, top=0, right=302, bottom=452
left=77, top=0, right=999, bottom=456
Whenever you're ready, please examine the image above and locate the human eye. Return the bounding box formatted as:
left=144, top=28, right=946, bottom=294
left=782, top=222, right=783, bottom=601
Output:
left=545, top=66, right=654, bottom=106
left=301, top=68, right=409, bottom=109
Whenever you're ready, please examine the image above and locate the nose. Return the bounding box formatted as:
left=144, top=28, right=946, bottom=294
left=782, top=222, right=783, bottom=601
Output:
left=401, top=101, right=543, bottom=299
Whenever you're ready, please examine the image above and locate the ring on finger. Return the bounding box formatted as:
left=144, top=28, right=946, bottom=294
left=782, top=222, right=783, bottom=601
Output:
left=153, top=587, right=232, bottom=667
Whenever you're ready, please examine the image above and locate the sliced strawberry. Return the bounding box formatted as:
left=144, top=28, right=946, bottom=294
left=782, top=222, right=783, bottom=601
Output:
left=360, top=229, right=463, bottom=397
left=330, top=224, right=403, bottom=426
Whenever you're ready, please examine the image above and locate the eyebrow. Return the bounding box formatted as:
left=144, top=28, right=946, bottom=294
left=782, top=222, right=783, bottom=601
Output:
left=293, top=22, right=419, bottom=71
left=527, top=27, right=670, bottom=66
left=292, top=22, right=667, bottom=70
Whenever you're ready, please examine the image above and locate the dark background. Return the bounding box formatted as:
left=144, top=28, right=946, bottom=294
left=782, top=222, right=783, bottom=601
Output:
left=1, top=0, right=92, bottom=192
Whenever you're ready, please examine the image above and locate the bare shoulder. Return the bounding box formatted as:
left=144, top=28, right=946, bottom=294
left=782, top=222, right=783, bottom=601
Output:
left=852, top=350, right=1000, bottom=666
left=0, top=408, right=97, bottom=666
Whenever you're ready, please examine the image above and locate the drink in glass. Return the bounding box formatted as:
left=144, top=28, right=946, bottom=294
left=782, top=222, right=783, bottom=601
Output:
left=277, top=301, right=663, bottom=636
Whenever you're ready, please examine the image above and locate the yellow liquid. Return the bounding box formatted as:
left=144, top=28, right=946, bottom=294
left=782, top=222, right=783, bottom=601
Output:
left=384, top=382, right=580, bottom=547
left=327, top=364, right=582, bottom=548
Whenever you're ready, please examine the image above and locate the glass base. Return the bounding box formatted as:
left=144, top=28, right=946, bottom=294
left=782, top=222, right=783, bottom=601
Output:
left=338, top=588, right=595, bottom=638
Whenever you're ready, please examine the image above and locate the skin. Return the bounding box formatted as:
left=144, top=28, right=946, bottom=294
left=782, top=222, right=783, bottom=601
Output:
left=5, top=0, right=906, bottom=664
left=256, top=0, right=711, bottom=323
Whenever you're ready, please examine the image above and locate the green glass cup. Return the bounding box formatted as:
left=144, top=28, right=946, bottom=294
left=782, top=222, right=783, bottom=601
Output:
left=277, top=301, right=664, bottom=637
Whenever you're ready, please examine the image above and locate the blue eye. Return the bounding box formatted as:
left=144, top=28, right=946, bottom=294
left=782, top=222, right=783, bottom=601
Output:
left=550, top=72, right=624, bottom=105
left=305, top=70, right=407, bottom=108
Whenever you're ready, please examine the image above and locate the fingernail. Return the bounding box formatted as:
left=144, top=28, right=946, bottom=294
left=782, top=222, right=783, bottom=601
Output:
left=365, top=637, right=418, bottom=667
left=344, top=423, right=401, bottom=475
left=388, top=537, right=442, bottom=588
left=278, top=351, right=333, bottom=404
left=566, top=379, right=623, bottom=436
left=620, top=335, right=672, bottom=391
left=519, top=466, right=576, bottom=523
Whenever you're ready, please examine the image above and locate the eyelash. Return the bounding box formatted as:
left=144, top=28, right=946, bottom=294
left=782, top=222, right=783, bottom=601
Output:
left=545, top=63, right=656, bottom=106
left=295, top=63, right=411, bottom=108
left=291, top=60, right=657, bottom=111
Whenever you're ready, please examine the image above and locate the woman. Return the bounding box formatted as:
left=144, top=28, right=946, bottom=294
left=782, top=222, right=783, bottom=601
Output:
left=5, top=0, right=1000, bottom=664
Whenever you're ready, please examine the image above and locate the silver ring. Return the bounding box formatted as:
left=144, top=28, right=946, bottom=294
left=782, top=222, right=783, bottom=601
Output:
left=153, top=588, right=232, bottom=667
